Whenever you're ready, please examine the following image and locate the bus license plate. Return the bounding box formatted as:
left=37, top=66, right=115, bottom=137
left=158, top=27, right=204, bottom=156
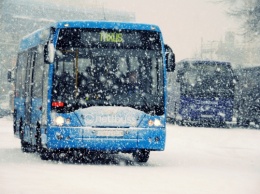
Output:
left=96, top=130, right=124, bottom=137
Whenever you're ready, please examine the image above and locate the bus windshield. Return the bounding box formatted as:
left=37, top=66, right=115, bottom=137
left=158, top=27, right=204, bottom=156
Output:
left=180, top=61, right=235, bottom=98
left=52, top=28, right=164, bottom=115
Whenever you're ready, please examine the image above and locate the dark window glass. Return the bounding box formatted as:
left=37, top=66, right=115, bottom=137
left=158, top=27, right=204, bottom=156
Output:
left=15, top=52, right=27, bottom=98
left=179, top=61, right=235, bottom=98
left=52, top=28, right=164, bottom=115
left=32, top=46, right=44, bottom=98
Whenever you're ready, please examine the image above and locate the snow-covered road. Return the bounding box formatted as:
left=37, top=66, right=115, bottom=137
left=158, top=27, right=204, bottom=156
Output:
left=0, top=116, right=260, bottom=194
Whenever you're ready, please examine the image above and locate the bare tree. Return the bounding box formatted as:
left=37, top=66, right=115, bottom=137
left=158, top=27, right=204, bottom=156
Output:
left=218, top=0, right=260, bottom=40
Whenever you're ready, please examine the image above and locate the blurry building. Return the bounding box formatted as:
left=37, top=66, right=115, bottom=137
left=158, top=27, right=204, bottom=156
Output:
left=200, top=39, right=219, bottom=60
left=0, top=0, right=135, bottom=96
left=200, top=31, right=260, bottom=68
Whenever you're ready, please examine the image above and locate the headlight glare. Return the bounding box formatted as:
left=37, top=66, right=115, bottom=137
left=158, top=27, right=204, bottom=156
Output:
left=148, top=119, right=162, bottom=127
left=148, top=120, right=154, bottom=126
left=154, top=119, right=162, bottom=126
left=55, top=116, right=65, bottom=126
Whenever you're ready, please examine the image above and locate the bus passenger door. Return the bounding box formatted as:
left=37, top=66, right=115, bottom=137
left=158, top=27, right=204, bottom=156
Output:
left=30, top=49, right=45, bottom=137
left=13, top=53, right=27, bottom=136
left=24, top=50, right=35, bottom=142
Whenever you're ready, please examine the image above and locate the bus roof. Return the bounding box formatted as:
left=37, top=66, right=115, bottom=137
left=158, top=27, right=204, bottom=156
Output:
left=55, top=21, right=161, bottom=31
left=177, top=58, right=231, bottom=65
left=234, top=65, right=260, bottom=71
left=19, top=20, right=161, bottom=52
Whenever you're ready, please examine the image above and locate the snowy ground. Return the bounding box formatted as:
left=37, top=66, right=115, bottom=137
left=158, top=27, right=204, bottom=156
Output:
left=0, top=116, right=260, bottom=194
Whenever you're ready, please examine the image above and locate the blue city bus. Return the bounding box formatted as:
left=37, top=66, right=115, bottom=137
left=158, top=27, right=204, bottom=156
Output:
left=167, top=59, right=236, bottom=127
left=234, top=66, right=260, bottom=127
left=10, top=21, right=175, bottom=162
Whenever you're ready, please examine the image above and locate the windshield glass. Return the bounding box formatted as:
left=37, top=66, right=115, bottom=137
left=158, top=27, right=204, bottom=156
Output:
left=180, top=61, right=235, bottom=98
left=52, top=28, right=164, bottom=115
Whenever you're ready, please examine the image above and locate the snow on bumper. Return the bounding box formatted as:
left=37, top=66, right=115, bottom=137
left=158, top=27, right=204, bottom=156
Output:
left=46, top=126, right=166, bottom=151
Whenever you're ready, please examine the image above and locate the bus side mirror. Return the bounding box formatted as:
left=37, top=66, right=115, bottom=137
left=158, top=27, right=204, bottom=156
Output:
left=7, top=70, right=14, bottom=82
left=44, top=41, right=55, bottom=64
left=165, top=44, right=175, bottom=72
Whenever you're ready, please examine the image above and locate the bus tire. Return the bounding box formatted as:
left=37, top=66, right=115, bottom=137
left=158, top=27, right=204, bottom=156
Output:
left=18, top=118, right=23, bottom=139
left=216, top=122, right=226, bottom=128
left=35, top=124, right=52, bottom=160
left=241, top=119, right=250, bottom=127
left=35, top=123, right=41, bottom=153
left=19, top=119, right=29, bottom=153
left=40, top=148, right=57, bottom=161
left=40, top=148, right=50, bottom=160
left=132, top=149, right=150, bottom=163
left=236, top=117, right=241, bottom=126
left=13, top=110, right=17, bottom=134
left=177, top=120, right=184, bottom=126
left=21, top=140, right=31, bottom=153
left=20, top=133, right=32, bottom=153
left=254, top=119, right=258, bottom=125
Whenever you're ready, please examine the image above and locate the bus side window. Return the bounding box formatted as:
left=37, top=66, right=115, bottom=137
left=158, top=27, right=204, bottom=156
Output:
left=15, top=53, right=25, bottom=98
left=32, top=48, right=44, bottom=99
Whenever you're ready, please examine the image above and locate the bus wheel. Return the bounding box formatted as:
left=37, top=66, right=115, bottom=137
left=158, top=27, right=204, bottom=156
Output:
left=215, top=122, right=226, bottom=128
left=13, top=111, right=17, bottom=134
left=19, top=121, right=31, bottom=153
left=132, top=149, right=150, bottom=163
left=40, top=148, right=53, bottom=160
left=21, top=140, right=31, bottom=152
left=35, top=124, right=41, bottom=153
left=177, top=120, right=184, bottom=126
left=18, top=119, right=23, bottom=139
left=254, top=118, right=260, bottom=127
left=241, top=119, right=250, bottom=127
left=21, top=134, right=33, bottom=153
left=237, top=117, right=243, bottom=127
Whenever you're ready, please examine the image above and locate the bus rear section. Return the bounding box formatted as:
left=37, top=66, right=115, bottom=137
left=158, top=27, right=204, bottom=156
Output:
left=234, top=66, right=260, bottom=128
left=170, top=59, right=236, bottom=127
left=12, top=21, right=175, bottom=163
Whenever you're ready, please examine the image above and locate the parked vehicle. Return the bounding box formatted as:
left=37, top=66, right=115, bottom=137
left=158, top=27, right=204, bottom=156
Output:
left=234, top=66, right=260, bottom=127
left=167, top=59, right=236, bottom=127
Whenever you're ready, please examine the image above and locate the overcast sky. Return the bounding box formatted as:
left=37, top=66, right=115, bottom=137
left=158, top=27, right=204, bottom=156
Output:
left=103, top=0, right=239, bottom=61
left=12, top=0, right=239, bottom=61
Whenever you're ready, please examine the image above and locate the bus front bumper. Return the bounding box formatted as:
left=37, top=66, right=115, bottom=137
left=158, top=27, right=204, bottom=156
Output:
left=44, top=127, right=166, bottom=152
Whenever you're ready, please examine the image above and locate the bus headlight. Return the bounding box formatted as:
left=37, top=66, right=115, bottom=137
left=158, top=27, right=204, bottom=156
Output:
left=148, top=119, right=162, bottom=127
left=55, top=116, right=65, bottom=126
left=154, top=119, right=162, bottom=126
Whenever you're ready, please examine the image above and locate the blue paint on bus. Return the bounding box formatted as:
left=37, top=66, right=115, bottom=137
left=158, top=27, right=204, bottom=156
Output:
left=167, top=59, right=235, bottom=127
left=12, top=20, right=175, bottom=162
